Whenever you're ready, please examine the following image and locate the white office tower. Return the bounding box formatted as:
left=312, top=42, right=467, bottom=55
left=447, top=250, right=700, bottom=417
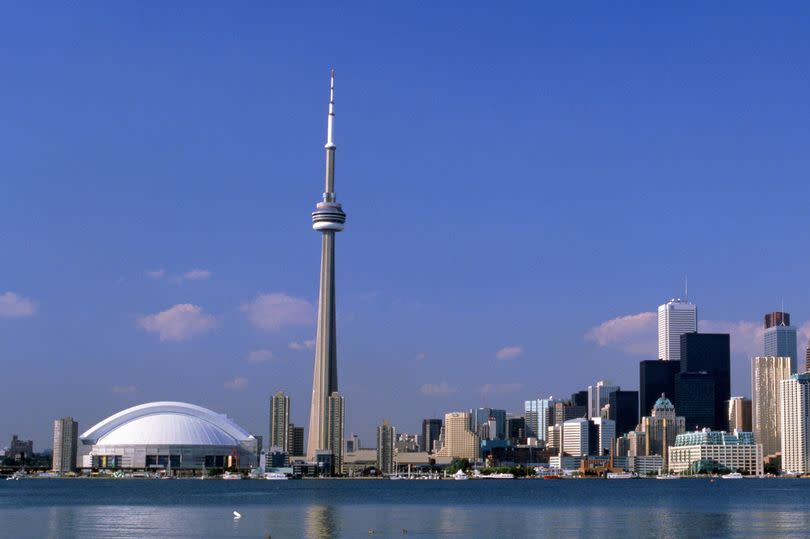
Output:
left=752, top=356, right=792, bottom=460
left=562, top=418, right=590, bottom=457
left=658, top=299, right=697, bottom=361
left=780, top=373, right=810, bottom=474
left=524, top=398, right=556, bottom=441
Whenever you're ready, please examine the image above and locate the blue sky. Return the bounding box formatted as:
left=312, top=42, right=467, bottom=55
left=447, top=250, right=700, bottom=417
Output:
left=2, top=3, right=810, bottom=449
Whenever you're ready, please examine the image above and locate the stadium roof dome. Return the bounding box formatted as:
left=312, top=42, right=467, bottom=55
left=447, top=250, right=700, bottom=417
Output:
left=80, top=401, right=254, bottom=446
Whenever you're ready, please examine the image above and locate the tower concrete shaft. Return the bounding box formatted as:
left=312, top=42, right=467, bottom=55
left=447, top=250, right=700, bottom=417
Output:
left=307, top=70, right=346, bottom=461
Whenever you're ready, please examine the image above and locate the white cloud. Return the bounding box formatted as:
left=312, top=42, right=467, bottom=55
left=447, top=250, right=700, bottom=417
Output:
left=241, top=293, right=314, bottom=331
left=138, top=304, right=216, bottom=342
left=585, top=311, right=657, bottom=356
left=145, top=269, right=166, bottom=279
left=586, top=311, right=810, bottom=361
left=224, top=377, right=249, bottom=390
left=181, top=268, right=212, bottom=281
left=495, top=346, right=524, bottom=361
left=0, top=292, right=37, bottom=318
left=289, top=339, right=316, bottom=351
left=111, top=385, right=136, bottom=394
left=419, top=382, right=457, bottom=396
left=481, top=383, right=523, bottom=394
left=246, top=349, right=274, bottom=364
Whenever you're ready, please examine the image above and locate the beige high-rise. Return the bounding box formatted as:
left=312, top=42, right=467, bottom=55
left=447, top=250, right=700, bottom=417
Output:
left=436, top=412, right=480, bottom=460
left=52, top=417, right=78, bottom=474
left=640, top=394, right=685, bottom=470
left=752, top=356, right=791, bottom=460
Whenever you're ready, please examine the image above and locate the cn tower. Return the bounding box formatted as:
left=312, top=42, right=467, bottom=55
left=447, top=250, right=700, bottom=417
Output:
left=306, top=69, right=346, bottom=460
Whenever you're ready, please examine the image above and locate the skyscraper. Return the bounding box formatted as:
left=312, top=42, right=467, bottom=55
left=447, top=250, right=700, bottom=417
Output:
left=727, top=396, right=752, bottom=432
left=780, top=373, right=810, bottom=474
left=436, top=412, right=480, bottom=460
left=677, top=332, right=730, bottom=430
left=288, top=424, right=305, bottom=457
left=608, top=390, right=639, bottom=438
left=587, top=381, right=619, bottom=419
left=52, top=417, right=78, bottom=474
left=524, top=398, right=556, bottom=441
left=764, top=311, right=798, bottom=374
left=470, top=408, right=506, bottom=440
left=377, top=421, right=396, bottom=474
left=806, top=341, right=810, bottom=373
left=640, top=394, right=685, bottom=467
left=269, top=391, right=290, bottom=450
left=752, top=356, right=791, bottom=461
left=326, top=392, right=345, bottom=473
left=307, top=71, right=348, bottom=461
left=640, top=359, right=681, bottom=416
left=658, top=299, right=697, bottom=361
left=421, top=419, right=442, bottom=453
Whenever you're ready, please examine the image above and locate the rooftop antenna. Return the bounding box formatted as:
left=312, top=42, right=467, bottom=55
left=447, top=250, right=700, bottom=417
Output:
left=684, top=275, right=688, bottom=303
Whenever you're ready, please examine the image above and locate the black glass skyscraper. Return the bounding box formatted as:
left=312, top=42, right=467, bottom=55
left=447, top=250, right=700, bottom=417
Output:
left=608, top=390, right=639, bottom=437
left=639, top=360, right=681, bottom=417
left=678, top=332, right=730, bottom=431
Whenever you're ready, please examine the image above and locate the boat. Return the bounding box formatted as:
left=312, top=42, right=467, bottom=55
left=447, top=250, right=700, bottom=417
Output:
left=452, top=470, right=468, bottom=480
left=388, top=474, right=405, bottom=480
left=6, top=470, right=27, bottom=481
left=722, top=472, right=744, bottom=479
left=488, top=473, right=515, bottom=479
left=606, top=472, right=637, bottom=479
left=656, top=474, right=682, bottom=480
left=264, top=472, right=289, bottom=480
left=542, top=475, right=561, bottom=480
left=221, top=471, right=242, bottom=480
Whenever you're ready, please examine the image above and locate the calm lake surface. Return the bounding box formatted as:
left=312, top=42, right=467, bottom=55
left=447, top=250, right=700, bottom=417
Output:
left=3, top=478, right=810, bottom=538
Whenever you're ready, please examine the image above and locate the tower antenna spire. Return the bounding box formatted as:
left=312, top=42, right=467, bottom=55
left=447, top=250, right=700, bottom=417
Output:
left=326, top=68, right=335, bottom=150
left=685, top=275, right=688, bottom=303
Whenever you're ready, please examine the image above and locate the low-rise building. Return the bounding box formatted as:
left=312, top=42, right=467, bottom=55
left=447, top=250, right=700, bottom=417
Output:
left=668, top=429, right=763, bottom=476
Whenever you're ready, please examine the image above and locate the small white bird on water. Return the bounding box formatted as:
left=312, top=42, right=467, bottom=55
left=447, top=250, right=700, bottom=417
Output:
left=233, top=511, right=242, bottom=520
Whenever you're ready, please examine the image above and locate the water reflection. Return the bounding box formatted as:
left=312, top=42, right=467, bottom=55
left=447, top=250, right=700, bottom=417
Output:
left=305, top=504, right=338, bottom=539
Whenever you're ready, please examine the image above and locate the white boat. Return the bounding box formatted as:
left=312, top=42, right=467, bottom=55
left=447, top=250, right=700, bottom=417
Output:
left=388, top=474, right=405, bottom=480
left=264, top=472, right=288, bottom=480
left=221, top=471, right=242, bottom=480
left=606, top=472, right=637, bottom=479
left=656, top=474, right=682, bottom=480
left=6, top=470, right=27, bottom=481
left=452, top=470, right=468, bottom=480
left=722, top=472, right=743, bottom=479
left=488, top=473, right=515, bottom=479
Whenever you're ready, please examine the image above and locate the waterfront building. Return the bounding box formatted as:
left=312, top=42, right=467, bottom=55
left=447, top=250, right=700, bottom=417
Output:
left=752, top=356, right=792, bottom=461
left=79, top=402, right=258, bottom=470
left=608, top=390, right=639, bottom=437
left=615, top=430, right=646, bottom=458
left=562, top=418, right=591, bottom=457
left=377, top=421, right=396, bottom=474
left=764, top=312, right=798, bottom=374
left=668, top=429, right=763, bottom=476
left=421, top=419, right=442, bottom=453
left=288, top=424, right=305, bottom=457
left=436, top=412, right=481, bottom=460
left=307, top=71, right=348, bottom=461
left=342, top=448, right=377, bottom=476
left=658, top=298, right=697, bottom=362
left=8, top=435, right=33, bottom=462
left=345, top=433, right=360, bottom=454
left=52, top=417, right=78, bottom=473
left=677, top=332, right=730, bottom=430
left=727, top=396, right=752, bottom=432
left=326, top=392, right=344, bottom=474
left=640, top=394, right=685, bottom=469
left=780, top=373, right=810, bottom=474
left=640, top=360, right=681, bottom=418
left=587, top=381, right=619, bottom=419
left=524, top=398, right=556, bottom=441
left=615, top=454, right=663, bottom=475
left=269, top=391, right=290, bottom=451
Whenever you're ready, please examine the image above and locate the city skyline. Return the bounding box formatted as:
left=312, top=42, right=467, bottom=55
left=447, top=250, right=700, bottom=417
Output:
left=4, top=3, right=810, bottom=450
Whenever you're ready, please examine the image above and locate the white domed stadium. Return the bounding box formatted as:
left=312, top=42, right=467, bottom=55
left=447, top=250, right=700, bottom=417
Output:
left=80, top=402, right=258, bottom=472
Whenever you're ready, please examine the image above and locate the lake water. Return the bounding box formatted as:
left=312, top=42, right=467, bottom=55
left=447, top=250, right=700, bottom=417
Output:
left=2, top=478, right=810, bottom=538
